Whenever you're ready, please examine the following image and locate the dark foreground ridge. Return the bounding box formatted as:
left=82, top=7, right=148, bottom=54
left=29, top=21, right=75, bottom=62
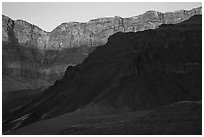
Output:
left=3, top=15, right=202, bottom=134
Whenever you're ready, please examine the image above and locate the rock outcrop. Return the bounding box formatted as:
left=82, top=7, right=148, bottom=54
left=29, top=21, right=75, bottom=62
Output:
left=3, top=15, right=202, bottom=134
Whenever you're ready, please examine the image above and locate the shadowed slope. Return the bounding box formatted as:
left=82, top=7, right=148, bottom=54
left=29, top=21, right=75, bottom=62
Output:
left=9, top=101, right=202, bottom=135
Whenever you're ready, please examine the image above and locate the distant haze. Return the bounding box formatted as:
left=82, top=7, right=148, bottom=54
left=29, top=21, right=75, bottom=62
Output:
left=2, top=2, right=202, bottom=32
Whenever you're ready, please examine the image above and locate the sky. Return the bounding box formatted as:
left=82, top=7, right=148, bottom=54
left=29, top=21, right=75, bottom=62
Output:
left=2, top=2, right=202, bottom=32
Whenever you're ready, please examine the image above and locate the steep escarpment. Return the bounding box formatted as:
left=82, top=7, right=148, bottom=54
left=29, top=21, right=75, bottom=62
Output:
left=2, top=7, right=202, bottom=86
left=48, top=7, right=202, bottom=49
left=2, top=15, right=95, bottom=87
left=3, top=15, right=202, bottom=134
left=2, top=15, right=49, bottom=49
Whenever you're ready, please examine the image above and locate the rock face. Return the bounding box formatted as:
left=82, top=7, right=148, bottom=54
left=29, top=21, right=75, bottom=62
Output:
left=3, top=15, right=202, bottom=134
left=48, top=7, right=202, bottom=49
left=2, top=7, right=202, bottom=87
left=2, top=16, right=94, bottom=86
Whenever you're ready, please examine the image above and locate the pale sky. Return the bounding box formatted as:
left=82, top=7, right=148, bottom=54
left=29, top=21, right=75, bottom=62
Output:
left=2, top=2, right=202, bottom=32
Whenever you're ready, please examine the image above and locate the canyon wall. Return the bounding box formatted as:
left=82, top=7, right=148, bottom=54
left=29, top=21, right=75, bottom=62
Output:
left=2, top=7, right=202, bottom=90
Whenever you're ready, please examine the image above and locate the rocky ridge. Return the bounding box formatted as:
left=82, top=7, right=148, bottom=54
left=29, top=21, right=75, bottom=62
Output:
left=3, top=7, right=202, bottom=49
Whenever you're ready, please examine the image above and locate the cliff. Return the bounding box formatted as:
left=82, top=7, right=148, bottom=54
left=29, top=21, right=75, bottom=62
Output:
left=3, top=15, right=202, bottom=134
left=2, top=7, right=202, bottom=85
